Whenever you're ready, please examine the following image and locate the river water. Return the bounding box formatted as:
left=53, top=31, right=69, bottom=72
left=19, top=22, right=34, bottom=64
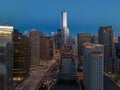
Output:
left=53, top=58, right=80, bottom=90
left=104, top=76, right=120, bottom=90
left=52, top=58, right=120, bottom=90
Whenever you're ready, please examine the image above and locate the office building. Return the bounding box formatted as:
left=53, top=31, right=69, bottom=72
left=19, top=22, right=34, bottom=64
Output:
left=40, top=35, right=53, bottom=61
left=0, top=24, right=13, bottom=90
left=77, top=32, right=91, bottom=59
left=91, top=34, right=98, bottom=44
left=13, top=30, right=31, bottom=82
left=115, top=36, right=120, bottom=72
left=72, top=38, right=78, bottom=56
left=113, top=35, right=118, bottom=43
left=54, top=29, right=62, bottom=51
left=29, top=29, right=41, bottom=69
left=83, top=43, right=104, bottom=90
left=98, top=26, right=116, bottom=72
left=118, top=36, right=120, bottom=44
left=0, top=63, right=5, bottom=90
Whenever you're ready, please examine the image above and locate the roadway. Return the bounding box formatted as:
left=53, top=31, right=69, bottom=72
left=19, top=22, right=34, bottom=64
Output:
left=15, top=60, right=59, bottom=90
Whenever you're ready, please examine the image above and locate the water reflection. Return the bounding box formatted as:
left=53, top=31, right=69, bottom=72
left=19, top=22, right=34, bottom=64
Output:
left=53, top=58, right=80, bottom=90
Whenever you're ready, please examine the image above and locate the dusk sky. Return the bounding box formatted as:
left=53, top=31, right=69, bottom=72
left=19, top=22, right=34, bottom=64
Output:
left=0, top=0, right=120, bottom=36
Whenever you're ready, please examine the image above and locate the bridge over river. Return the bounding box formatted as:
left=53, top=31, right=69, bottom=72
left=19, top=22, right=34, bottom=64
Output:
left=52, top=57, right=83, bottom=90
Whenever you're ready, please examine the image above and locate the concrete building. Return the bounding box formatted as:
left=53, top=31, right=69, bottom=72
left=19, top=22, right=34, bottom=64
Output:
left=98, top=26, right=116, bottom=72
left=91, top=34, right=98, bottom=44
left=113, top=35, right=118, bottom=43
left=118, top=36, right=120, bottom=44
left=29, top=29, right=41, bottom=69
left=77, top=32, right=91, bottom=60
left=13, top=30, right=31, bottom=83
left=0, top=25, right=14, bottom=90
left=40, top=35, right=53, bottom=61
left=83, top=43, right=104, bottom=90
left=72, top=38, right=78, bottom=56
left=0, top=63, right=6, bottom=90
left=115, top=36, right=120, bottom=72
left=54, top=29, right=62, bottom=51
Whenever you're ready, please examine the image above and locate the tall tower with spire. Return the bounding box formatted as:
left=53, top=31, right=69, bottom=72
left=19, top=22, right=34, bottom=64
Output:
left=61, top=10, right=69, bottom=44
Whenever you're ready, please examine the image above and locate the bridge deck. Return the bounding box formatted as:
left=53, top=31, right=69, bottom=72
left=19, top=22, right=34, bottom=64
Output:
left=51, top=72, right=83, bottom=79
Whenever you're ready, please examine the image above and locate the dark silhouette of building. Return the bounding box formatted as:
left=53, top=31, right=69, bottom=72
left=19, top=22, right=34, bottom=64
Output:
left=118, top=36, right=120, bottom=44
left=91, top=34, right=98, bottom=44
left=13, top=30, right=31, bottom=83
left=55, top=29, right=62, bottom=51
left=29, top=29, right=41, bottom=69
left=0, top=25, right=14, bottom=90
left=77, top=32, right=91, bottom=60
left=98, top=26, right=116, bottom=72
left=40, top=35, right=53, bottom=61
left=115, top=36, right=120, bottom=72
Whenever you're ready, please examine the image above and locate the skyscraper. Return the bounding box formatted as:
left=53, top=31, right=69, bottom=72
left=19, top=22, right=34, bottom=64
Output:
left=115, top=36, right=120, bottom=72
left=118, top=36, right=120, bottom=44
left=61, top=10, right=69, bottom=45
left=54, top=29, right=62, bottom=51
left=29, top=29, right=41, bottom=69
left=0, top=24, right=13, bottom=90
left=40, top=35, right=53, bottom=61
left=113, top=35, right=118, bottom=43
left=98, top=26, right=116, bottom=72
left=83, top=43, right=104, bottom=90
left=91, top=34, right=98, bottom=44
left=13, top=30, right=31, bottom=83
left=77, top=32, right=91, bottom=60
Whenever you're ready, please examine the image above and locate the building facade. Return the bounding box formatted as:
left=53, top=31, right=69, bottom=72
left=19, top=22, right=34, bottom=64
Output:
left=83, top=43, right=104, bottom=90
left=98, top=26, right=116, bottom=72
left=13, top=30, right=31, bottom=83
left=61, top=10, right=69, bottom=45
left=91, top=34, right=98, bottom=44
left=118, top=36, right=120, bottom=44
left=77, top=32, right=91, bottom=60
left=0, top=25, right=14, bottom=90
left=115, top=36, right=120, bottom=72
left=40, top=36, right=53, bottom=61
left=54, top=29, right=62, bottom=51
left=29, top=29, right=41, bottom=69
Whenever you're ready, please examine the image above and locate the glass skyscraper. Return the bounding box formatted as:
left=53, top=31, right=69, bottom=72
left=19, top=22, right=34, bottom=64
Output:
left=0, top=25, right=13, bottom=90
left=61, top=10, right=69, bottom=45
left=98, top=26, right=116, bottom=72
left=83, top=43, right=104, bottom=90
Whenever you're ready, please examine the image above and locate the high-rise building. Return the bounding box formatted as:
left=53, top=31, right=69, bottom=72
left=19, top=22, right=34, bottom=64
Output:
left=61, top=10, right=69, bottom=45
left=118, top=36, right=120, bottom=44
left=0, top=25, right=13, bottom=90
left=72, top=38, right=78, bottom=56
left=98, top=26, right=116, bottom=72
left=113, top=35, right=118, bottom=43
left=0, top=63, right=5, bottom=89
left=54, top=29, right=62, bottom=51
left=40, top=35, right=53, bottom=61
left=91, top=34, right=98, bottom=44
left=116, top=36, right=120, bottom=57
left=115, top=36, right=120, bottom=72
left=13, top=30, right=31, bottom=83
left=29, top=29, right=41, bottom=69
left=83, top=43, right=104, bottom=90
left=77, top=32, right=91, bottom=60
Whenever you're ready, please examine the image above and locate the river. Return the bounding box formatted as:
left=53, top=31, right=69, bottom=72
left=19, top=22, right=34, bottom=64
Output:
left=52, top=58, right=120, bottom=90
left=53, top=58, right=80, bottom=90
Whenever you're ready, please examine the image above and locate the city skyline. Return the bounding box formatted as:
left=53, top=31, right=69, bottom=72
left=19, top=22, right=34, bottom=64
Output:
left=0, top=17, right=120, bottom=90
left=0, top=0, right=120, bottom=36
